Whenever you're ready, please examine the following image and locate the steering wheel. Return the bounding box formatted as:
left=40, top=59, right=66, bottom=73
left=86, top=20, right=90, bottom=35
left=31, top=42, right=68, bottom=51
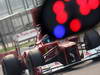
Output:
left=39, top=0, right=100, bottom=39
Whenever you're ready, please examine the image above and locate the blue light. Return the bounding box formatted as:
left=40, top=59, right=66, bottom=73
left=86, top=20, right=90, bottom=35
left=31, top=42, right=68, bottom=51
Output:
left=53, top=25, right=65, bottom=38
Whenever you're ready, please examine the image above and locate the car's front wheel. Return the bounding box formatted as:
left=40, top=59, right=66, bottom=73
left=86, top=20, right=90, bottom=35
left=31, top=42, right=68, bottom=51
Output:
left=26, top=49, right=45, bottom=75
left=84, top=29, right=100, bottom=50
left=1, top=54, right=23, bottom=75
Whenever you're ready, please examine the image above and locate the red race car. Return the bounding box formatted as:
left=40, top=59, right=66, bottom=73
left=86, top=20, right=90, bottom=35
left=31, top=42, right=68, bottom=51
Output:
left=1, top=1, right=100, bottom=75
left=1, top=26, right=100, bottom=75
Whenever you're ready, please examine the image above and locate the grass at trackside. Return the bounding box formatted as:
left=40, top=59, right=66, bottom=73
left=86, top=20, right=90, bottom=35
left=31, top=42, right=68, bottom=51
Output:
left=0, top=47, right=15, bottom=53
left=20, top=41, right=35, bottom=48
left=0, top=41, right=35, bottom=53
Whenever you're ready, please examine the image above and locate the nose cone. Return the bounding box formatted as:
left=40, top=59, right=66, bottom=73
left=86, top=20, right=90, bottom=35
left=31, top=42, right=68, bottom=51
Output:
left=39, top=0, right=100, bottom=39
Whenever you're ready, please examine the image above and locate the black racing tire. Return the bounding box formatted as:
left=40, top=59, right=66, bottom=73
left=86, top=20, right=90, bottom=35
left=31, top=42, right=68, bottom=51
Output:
left=26, top=49, right=45, bottom=75
left=84, top=29, right=100, bottom=50
left=1, top=54, right=22, bottom=75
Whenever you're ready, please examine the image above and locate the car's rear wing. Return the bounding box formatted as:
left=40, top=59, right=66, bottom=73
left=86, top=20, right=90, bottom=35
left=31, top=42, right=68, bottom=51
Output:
left=13, top=29, right=38, bottom=42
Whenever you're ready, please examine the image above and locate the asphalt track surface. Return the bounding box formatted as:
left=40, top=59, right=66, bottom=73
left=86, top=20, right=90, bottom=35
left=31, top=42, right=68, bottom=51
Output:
left=53, top=59, right=100, bottom=75
left=0, top=59, right=100, bottom=75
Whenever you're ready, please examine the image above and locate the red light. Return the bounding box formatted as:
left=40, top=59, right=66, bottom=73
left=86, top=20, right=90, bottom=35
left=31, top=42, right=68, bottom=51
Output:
left=80, top=5, right=91, bottom=16
left=53, top=0, right=68, bottom=24
left=76, top=0, right=90, bottom=15
left=88, top=0, right=99, bottom=10
left=76, top=0, right=99, bottom=16
left=76, top=0, right=87, bottom=6
left=53, top=1, right=64, bottom=14
left=56, top=12, right=68, bottom=24
left=70, top=19, right=81, bottom=32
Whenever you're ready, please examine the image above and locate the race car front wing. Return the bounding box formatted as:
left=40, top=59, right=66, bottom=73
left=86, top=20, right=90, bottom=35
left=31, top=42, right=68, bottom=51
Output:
left=37, top=46, right=100, bottom=74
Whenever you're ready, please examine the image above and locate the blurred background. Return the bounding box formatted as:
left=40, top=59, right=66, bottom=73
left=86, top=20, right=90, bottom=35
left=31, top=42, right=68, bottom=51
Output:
left=0, top=0, right=44, bottom=53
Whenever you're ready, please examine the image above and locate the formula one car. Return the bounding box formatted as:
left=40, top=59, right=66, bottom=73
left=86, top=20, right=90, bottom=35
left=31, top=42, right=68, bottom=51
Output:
left=1, top=3, right=100, bottom=75
left=1, top=27, right=100, bottom=75
left=25, top=29, right=100, bottom=75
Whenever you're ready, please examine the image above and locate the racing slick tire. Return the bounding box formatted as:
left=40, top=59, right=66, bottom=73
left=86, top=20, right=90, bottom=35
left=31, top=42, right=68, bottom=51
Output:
left=26, top=49, right=45, bottom=75
left=84, top=29, right=100, bottom=50
left=1, top=54, right=22, bottom=75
